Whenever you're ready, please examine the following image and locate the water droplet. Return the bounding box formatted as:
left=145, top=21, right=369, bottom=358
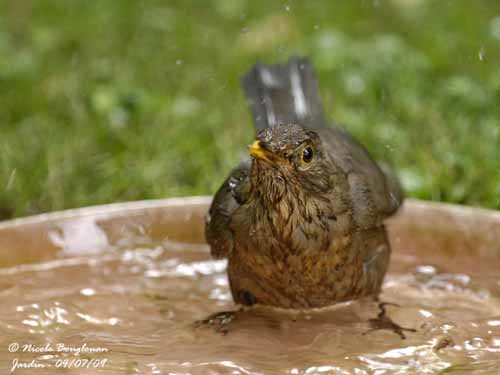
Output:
left=419, top=309, right=433, bottom=318
left=6, top=169, right=16, bottom=190
left=478, top=46, right=485, bottom=61
left=314, top=24, right=320, bottom=30
left=176, top=59, right=183, bottom=66
left=284, top=5, right=290, bottom=12
left=22, top=319, right=39, bottom=327
left=80, top=288, right=95, bottom=296
left=416, top=265, right=437, bottom=275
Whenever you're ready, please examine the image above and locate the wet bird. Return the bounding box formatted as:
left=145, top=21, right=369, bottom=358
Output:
left=205, top=57, right=402, bottom=309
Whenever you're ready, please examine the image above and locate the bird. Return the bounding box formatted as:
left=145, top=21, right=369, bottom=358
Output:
left=205, top=56, right=403, bottom=309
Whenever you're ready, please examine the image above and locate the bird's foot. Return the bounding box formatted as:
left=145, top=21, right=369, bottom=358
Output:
left=194, top=310, right=239, bottom=335
left=364, top=302, right=416, bottom=339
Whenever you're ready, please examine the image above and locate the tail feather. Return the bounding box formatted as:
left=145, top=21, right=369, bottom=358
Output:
left=241, top=56, right=328, bottom=132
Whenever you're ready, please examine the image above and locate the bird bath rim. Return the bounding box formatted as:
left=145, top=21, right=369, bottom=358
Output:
left=1, top=197, right=499, bottom=230
left=0, top=197, right=499, bottom=271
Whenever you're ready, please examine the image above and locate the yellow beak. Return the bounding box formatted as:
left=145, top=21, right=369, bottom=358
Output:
left=249, top=141, right=280, bottom=163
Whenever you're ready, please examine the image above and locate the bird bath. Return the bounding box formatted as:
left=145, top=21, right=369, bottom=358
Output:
left=0, top=197, right=499, bottom=374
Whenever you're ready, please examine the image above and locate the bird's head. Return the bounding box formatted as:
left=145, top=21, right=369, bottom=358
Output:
left=248, top=124, right=333, bottom=204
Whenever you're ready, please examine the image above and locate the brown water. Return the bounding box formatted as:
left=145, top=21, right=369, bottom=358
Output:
left=0, top=236, right=499, bottom=375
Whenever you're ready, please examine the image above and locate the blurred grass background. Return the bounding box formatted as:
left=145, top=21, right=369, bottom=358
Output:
left=1, top=0, right=499, bottom=220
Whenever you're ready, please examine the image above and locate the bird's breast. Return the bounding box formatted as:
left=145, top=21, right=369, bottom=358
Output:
left=232, top=191, right=334, bottom=259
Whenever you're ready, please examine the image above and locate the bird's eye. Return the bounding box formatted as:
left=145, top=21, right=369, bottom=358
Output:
left=302, top=146, right=314, bottom=164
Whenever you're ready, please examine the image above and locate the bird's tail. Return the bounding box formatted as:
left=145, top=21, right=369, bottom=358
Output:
left=241, top=56, right=328, bottom=132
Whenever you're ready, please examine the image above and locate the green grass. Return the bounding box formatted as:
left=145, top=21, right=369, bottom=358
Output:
left=1, top=0, right=500, bottom=220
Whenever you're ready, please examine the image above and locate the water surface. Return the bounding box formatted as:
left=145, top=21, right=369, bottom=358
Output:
left=0, top=235, right=499, bottom=374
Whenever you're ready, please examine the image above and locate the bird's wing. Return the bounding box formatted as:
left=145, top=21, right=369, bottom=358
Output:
left=241, top=56, right=328, bottom=132
left=205, top=161, right=251, bottom=259
left=318, top=127, right=403, bottom=229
